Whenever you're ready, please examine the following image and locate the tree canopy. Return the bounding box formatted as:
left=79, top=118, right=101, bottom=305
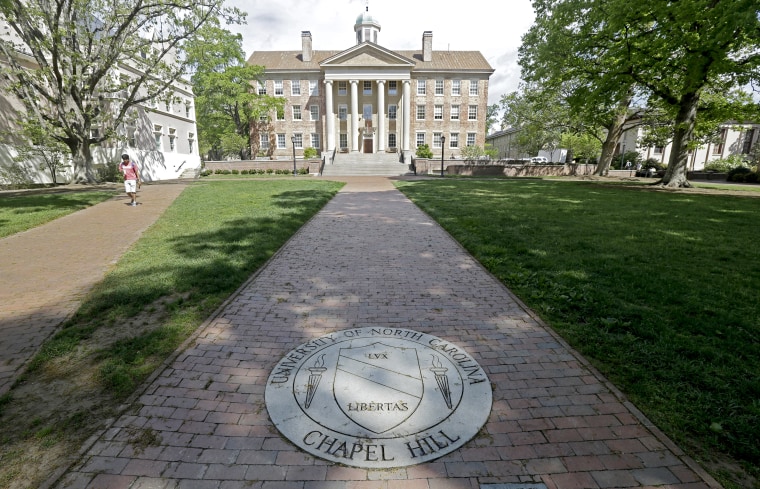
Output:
left=0, top=0, right=243, bottom=182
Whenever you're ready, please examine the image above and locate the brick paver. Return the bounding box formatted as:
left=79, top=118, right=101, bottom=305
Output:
left=4, top=177, right=720, bottom=488
left=0, top=183, right=187, bottom=395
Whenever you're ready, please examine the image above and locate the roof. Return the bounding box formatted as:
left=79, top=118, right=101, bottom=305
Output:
left=247, top=49, right=494, bottom=73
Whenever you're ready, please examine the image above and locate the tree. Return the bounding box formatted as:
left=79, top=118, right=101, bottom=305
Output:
left=185, top=24, right=284, bottom=161
left=500, top=86, right=571, bottom=157
left=12, top=118, right=69, bottom=183
left=0, top=0, right=243, bottom=183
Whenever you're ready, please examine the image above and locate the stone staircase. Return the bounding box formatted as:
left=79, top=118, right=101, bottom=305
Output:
left=178, top=167, right=200, bottom=179
left=321, top=151, right=414, bottom=177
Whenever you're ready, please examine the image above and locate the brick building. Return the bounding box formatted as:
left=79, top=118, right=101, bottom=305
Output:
left=247, top=8, right=494, bottom=162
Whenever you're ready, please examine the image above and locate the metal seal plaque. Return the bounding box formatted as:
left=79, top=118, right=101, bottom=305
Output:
left=265, top=327, right=492, bottom=468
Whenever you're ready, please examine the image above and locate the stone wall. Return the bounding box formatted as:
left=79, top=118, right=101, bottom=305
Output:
left=204, top=159, right=322, bottom=174
left=412, top=160, right=596, bottom=177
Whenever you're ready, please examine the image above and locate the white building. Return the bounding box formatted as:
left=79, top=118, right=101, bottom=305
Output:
left=0, top=18, right=201, bottom=184
left=246, top=8, right=494, bottom=162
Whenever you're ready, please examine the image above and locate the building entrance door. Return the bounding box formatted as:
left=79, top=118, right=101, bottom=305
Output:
left=363, top=138, right=373, bottom=153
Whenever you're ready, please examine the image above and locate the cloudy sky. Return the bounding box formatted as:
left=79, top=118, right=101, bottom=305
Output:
left=227, top=0, right=536, bottom=108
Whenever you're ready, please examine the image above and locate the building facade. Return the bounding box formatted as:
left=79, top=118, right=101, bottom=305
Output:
left=0, top=18, right=201, bottom=184
left=247, top=9, right=494, bottom=161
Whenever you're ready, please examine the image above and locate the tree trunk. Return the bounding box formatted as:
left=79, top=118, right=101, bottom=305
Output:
left=661, top=92, right=700, bottom=188
left=594, top=91, right=633, bottom=176
left=68, top=140, right=98, bottom=184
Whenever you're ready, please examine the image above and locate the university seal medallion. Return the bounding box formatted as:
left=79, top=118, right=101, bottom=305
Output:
left=265, top=327, right=492, bottom=468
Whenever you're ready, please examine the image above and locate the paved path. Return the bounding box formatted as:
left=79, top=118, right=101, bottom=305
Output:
left=49, top=177, right=718, bottom=489
left=0, top=183, right=187, bottom=396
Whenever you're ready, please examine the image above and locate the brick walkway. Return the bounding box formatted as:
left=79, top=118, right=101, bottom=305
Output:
left=0, top=183, right=187, bottom=396
left=8, top=177, right=718, bottom=488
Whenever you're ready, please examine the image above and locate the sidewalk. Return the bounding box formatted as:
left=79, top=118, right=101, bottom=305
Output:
left=51, top=177, right=719, bottom=489
left=0, top=182, right=187, bottom=396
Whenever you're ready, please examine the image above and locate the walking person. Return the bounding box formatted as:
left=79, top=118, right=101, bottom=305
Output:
left=118, top=153, right=141, bottom=206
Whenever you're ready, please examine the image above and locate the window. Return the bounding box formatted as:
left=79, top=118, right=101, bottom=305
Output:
left=291, top=80, right=301, bottom=96
left=306, top=80, right=316, bottom=96
left=416, top=132, right=425, bottom=147
left=293, top=133, right=303, bottom=148
left=449, top=133, right=459, bottom=148
left=389, top=133, right=397, bottom=148
left=388, top=81, right=397, bottom=95
left=363, top=81, right=372, bottom=95
left=168, top=127, right=176, bottom=152
left=310, top=105, right=319, bottom=121
left=311, top=133, right=320, bottom=149
left=416, top=105, right=426, bottom=120
left=260, top=133, right=270, bottom=150
left=451, top=105, right=460, bottom=121
left=468, top=105, right=478, bottom=120
left=153, top=124, right=162, bottom=150
left=338, top=104, right=347, bottom=121
left=467, top=133, right=476, bottom=146
left=293, top=105, right=302, bottom=120
left=274, top=80, right=284, bottom=96
left=90, top=127, right=100, bottom=139
left=743, top=128, right=756, bottom=154
left=435, top=79, right=444, bottom=95
left=277, top=133, right=286, bottom=149
left=417, top=80, right=426, bottom=96
left=433, top=132, right=443, bottom=148
left=714, top=128, right=727, bottom=154
left=185, top=101, right=192, bottom=118
left=388, top=104, right=397, bottom=120
left=469, top=80, right=478, bottom=96
left=258, top=81, right=267, bottom=95
left=340, top=133, right=348, bottom=149
left=452, top=80, right=461, bottom=96
left=654, top=146, right=664, bottom=154
left=434, top=105, right=443, bottom=120
left=188, top=133, right=195, bottom=153
left=338, top=81, right=347, bottom=96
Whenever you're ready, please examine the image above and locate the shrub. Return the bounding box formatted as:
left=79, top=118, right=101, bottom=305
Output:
left=303, top=147, right=318, bottom=159
left=743, top=172, right=759, bottom=184
left=200, top=169, right=213, bottom=177
left=706, top=154, right=750, bottom=173
left=231, top=169, right=239, bottom=175
left=266, top=168, right=274, bottom=174
left=298, top=167, right=309, bottom=175
left=214, top=169, right=223, bottom=174
left=727, top=166, right=752, bottom=182
left=415, top=144, right=433, bottom=159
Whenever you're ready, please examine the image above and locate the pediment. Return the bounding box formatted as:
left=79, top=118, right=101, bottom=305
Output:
left=321, top=43, right=415, bottom=68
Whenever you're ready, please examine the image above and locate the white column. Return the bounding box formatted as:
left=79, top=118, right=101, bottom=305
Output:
left=376, top=80, right=386, bottom=152
left=324, top=80, right=335, bottom=152
left=350, top=79, right=360, bottom=152
left=402, top=80, right=411, bottom=152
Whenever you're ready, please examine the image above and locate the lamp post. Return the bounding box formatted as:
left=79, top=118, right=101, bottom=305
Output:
left=291, top=135, right=297, bottom=176
left=440, top=135, right=446, bottom=177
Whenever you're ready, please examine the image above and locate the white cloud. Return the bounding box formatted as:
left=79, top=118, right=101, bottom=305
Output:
left=227, top=0, right=535, bottom=106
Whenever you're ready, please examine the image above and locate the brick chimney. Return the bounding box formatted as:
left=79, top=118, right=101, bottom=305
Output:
left=301, top=31, right=312, bottom=62
left=422, top=31, right=433, bottom=62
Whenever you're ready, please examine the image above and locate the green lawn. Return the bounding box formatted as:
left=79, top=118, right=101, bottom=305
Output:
left=0, top=191, right=117, bottom=238
left=396, top=178, right=759, bottom=488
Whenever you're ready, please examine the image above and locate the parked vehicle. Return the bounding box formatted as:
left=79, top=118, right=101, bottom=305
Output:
left=530, top=156, right=549, bottom=164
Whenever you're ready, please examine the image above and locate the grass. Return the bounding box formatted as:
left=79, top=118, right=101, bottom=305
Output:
left=395, top=178, right=759, bottom=488
left=27, top=179, right=343, bottom=397
left=0, top=191, right=117, bottom=238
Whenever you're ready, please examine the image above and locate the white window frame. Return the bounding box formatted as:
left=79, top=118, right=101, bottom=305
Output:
left=468, top=105, right=478, bottom=120
left=452, top=80, right=461, bottom=96
left=435, top=79, right=444, bottom=95
left=153, top=124, right=163, bottom=150
left=277, top=133, right=286, bottom=149
left=467, top=132, right=476, bottom=146
left=450, top=133, right=459, bottom=148
left=433, top=132, right=443, bottom=149
left=168, top=127, right=177, bottom=152
left=309, top=80, right=319, bottom=96
left=188, top=133, right=195, bottom=153
left=311, top=133, right=321, bottom=149
left=434, top=105, right=443, bottom=120
left=260, top=133, right=270, bottom=150
left=363, top=80, right=372, bottom=95
left=416, top=132, right=425, bottom=147
left=417, top=80, right=426, bottom=96
left=416, top=105, right=426, bottom=120
left=310, top=105, right=319, bottom=121
left=388, top=81, right=397, bottom=95
left=292, top=105, right=302, bottom=121
left=258, top=81, right=267, bottom=95
left=338, top=104, right=348, bottom=121
left=291, top=80, right=301, bottom=96
left=451, top=105, right=460, bottom=121
left=339, top=133, right=348, bottom=149
left=388, top=104, right=397, bottom=120
left=338, top=81, right=347, bottom=96
left=293, top=133, right=303, bottom=149
left=274, top=80, right=284, bottom=96
left=469, top=80, right=478, bottom=96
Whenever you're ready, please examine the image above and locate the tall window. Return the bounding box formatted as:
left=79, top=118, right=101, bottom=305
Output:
left=435, top=79, right=444, bottom=95
left=338, top=104, right=347, bottom=121
left=340, top=133, right=348, bottom=149
left=274, top=80, right=283, bottom=96
left=258, top=81, right=267, bottom=95
left=469, top=80, right=478, bottom=96
left=467, top=132, right=476, bottom=146
left=310, top=105, right=319, bottom=121
left=291, top=80, right=301, bottom=96
left=434, top=105, right=443, bottom=120
left=260, top=133, right=270, bottom=150
left=277, top=133, right=286, bottom=149
left=292, top=105, right=302, bottom=120
left=416, top=132, right=425, bottom=147
left=714, top=128, right=727, bottom=154
left=417, top=80, right=426, bottom=96
left=388, top=104, right=397, bottom=120
left=338, top=81, right=347, bottom=96
left=388, top=81, right=397, bottom=95
left=311, top=133, right=321, bottom=149
left=363, top=81, right=372, bottom=95
left=168, top=127, right=176, bottom=152
left=742, top=128, right=755, bottom=154
left=388, top=133, right=397, bottom=148
left=293, top=133, right=303, bottom=148
left=188, top=133, right=195, bottom=153
left=433, top=132, right=443, bottom=148
left=451, top=105, right=460, bottom=121
left=416, top=105, right=426, bottom=120
left=452, top=80, right=461, bottom=96
left=309, top=80, right=319, bottom=96
left=468, top=105, right=478, bottom=120
left=449, top=133, right=459, bottom=148
left=153, top=124, right=163, bottom=150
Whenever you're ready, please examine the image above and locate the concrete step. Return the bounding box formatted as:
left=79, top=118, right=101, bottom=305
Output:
left=322, top=152, right=413, bottom=177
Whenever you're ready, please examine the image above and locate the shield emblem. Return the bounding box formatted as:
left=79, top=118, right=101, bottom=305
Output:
left=334, top=342, right=423, bottom=434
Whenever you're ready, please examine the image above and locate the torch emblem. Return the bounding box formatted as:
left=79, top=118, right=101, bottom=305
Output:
left=304, top=354, right=326, bottom=409
left=430, top=354, right=453, bottom=409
